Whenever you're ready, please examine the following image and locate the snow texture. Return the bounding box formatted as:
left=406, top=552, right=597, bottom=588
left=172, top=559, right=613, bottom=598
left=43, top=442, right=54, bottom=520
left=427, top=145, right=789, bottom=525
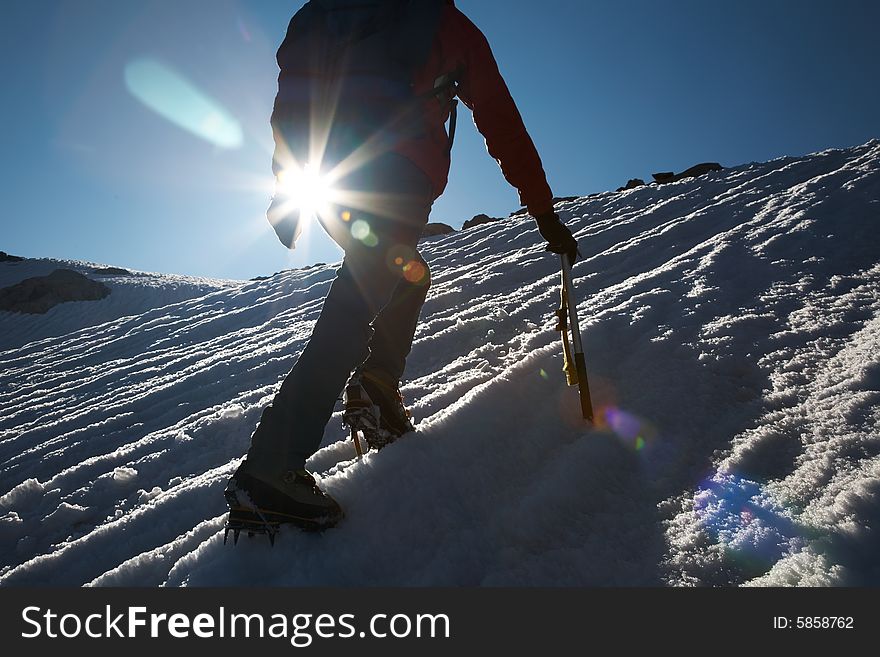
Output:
left=0, top=258, right=235, bottom=351
left=1, top=140, right=879, bottom=586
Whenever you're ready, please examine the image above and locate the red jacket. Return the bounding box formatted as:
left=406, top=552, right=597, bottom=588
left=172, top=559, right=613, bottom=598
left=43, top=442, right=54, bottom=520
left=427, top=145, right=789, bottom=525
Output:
left=400, top=3, right=555, bottom=217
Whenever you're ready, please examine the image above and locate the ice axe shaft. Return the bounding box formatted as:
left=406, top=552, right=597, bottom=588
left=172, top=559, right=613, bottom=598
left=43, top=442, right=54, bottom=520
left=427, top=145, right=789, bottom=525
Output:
left=557, top=300, right=577, bottom=386
left=560, top=254, right=594, bottom=423
left=351, top=427, right=364, bottom=459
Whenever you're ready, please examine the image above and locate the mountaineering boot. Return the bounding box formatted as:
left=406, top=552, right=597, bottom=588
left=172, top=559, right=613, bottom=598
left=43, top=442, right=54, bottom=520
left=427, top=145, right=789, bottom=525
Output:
left=225, top=405, right=344, bottom=544
left=224, top=468, right=343, bottom=544
left=343, top=370, right=415, bottom=450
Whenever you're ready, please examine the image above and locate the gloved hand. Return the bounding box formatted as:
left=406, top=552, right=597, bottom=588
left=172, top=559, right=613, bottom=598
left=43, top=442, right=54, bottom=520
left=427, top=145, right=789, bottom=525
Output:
left=266, top=193, right=302, bottom=250
left=535, top=212, right=579, bottom=264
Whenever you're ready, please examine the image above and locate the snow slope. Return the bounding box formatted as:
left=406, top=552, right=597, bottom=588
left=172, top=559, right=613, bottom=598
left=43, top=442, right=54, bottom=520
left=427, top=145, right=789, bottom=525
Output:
left=0, top=258, right=236, bottom=351
left=1, top=140, right=878, bottom=586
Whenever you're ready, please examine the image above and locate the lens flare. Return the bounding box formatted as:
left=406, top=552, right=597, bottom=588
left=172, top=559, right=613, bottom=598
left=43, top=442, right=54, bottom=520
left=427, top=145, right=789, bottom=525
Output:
left=351, top=220, right=371, bottom=240
left=386, top=244, right=415, bottom=274
left=348, top=219, right=379, bottom=247
left=597, top=405, right=658, bottom=452
left=236, top=16, right=252, bottom=43
left=124, top=58, right=243, bottom=149
left=403, top=260, right=428, bottom=285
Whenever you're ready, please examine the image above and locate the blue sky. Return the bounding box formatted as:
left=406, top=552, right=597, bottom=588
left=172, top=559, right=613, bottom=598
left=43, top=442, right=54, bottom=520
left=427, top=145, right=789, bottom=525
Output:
left=2, top=0, right=879, bottom=280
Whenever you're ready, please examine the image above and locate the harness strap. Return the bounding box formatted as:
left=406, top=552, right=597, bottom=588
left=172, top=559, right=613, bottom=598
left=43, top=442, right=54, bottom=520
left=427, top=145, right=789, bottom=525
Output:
left=446, top=98, right=458, bottom=154
left=426, top=69, right=461, bottom=153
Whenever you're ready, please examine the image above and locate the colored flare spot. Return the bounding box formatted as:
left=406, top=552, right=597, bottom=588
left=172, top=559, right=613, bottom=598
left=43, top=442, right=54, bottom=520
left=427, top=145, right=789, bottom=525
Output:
left=341, top=211, right=351, bottom=222
left=124, top=58, right=243, bottom=149
left=600, top=406, right=658, bottom=452
left=403, top=260, right=427, bottom=284
left=604, top=407, right=641, bottom=441
left=351, top=220, right=371, bottom=240
left=236, top=16, right=252, bottom=43
left=539, top=369, right=549, bottom=380
left=350, top=219, right=379, bottom=247
left=386, top=244, right=415, bottom=274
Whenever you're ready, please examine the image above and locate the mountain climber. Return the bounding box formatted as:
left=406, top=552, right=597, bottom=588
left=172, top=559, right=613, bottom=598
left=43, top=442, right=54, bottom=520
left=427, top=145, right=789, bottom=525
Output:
left=225, top=0, right=578, bottom=538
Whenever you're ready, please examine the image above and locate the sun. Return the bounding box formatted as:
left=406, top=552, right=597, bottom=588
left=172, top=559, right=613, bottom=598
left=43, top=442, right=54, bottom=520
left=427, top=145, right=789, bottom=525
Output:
left=277, top=163, right=333, bottom=219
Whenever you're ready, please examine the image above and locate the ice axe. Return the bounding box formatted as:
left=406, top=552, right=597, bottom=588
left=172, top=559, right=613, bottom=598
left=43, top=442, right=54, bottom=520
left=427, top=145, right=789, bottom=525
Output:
left=556, top=253, right=594, bottom=423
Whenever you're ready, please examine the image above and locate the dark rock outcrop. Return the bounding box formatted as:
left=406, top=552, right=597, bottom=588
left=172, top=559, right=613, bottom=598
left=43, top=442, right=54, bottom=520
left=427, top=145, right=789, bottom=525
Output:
left=463, top=213, right=504, bottom=230
left=0, top=251, right=25, bottom=263
left=652, top=162, right=723, bottom=185
left=93, top=266, right=133, bottom=276
left=422, top=222, right=455, bottom=238
left=616, top=178, right=646, bottom=192
left=678, top=162, right=724, bottom=180
left=0, top=269, right=111, bottom=314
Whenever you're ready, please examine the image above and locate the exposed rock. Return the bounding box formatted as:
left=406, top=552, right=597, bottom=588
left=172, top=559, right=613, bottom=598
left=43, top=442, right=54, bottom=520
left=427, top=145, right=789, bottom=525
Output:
left=93, top=266, right=132, bottom=276
left=0, top=269, right=111, bottom=314
left=653, top=162, right=723, bottom=185
left=616, top=178, right=646, bottom=192
left=463, top=213, right=504, bottom=230
left=0, top=251, right=25, bottom=263
left=422, top=222, right=455, bottom=238
left=679, top=162, right=723, bottom=180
